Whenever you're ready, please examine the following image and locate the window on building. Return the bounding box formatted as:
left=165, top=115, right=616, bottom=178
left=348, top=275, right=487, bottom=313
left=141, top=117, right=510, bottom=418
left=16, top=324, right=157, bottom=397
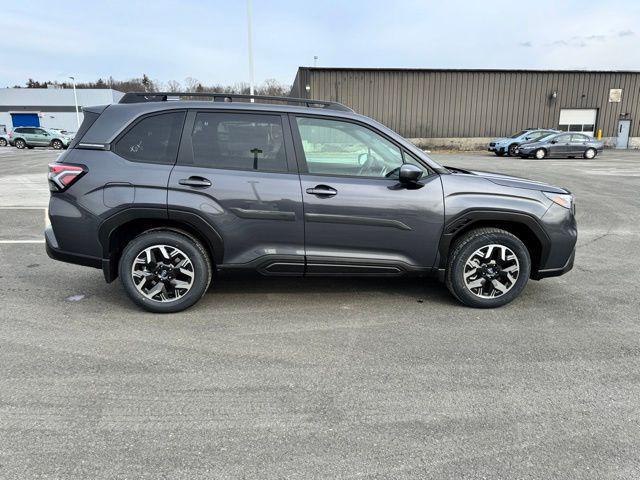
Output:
left=191, top=112, right=287, bottom=172
left=115, top=112, right=185, bottom=165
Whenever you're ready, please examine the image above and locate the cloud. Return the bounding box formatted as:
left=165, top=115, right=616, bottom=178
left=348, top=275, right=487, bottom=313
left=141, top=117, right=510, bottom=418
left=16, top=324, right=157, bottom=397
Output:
left=518, top=41, right=532, bottom=47
left=619, top=29, right=635, bottom=37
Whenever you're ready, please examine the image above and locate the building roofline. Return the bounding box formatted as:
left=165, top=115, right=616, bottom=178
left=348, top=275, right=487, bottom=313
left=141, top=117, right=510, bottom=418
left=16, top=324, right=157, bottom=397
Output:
left=298, top=66, right=640, bottom=74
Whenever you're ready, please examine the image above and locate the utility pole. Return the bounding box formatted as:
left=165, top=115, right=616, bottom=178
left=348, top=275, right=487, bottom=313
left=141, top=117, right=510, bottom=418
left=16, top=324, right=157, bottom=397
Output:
left=247, top=0, right=255, bottom=101
left=69, top=76, right=80, bottom=128
left=314, top=55, right=318, bottom=67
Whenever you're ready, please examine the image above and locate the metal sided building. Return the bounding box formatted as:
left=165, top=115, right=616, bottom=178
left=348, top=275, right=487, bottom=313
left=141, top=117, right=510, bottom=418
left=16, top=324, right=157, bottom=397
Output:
left=0, top=88, right=124, bottom=134
left=291, top=67, right=640, bottom=149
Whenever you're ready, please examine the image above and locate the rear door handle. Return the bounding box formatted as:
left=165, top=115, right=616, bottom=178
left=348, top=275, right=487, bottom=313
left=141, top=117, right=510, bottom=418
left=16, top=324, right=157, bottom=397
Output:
left=179, top=176, right=211, bottom=188
left=306, top=185, right=337, bottom=197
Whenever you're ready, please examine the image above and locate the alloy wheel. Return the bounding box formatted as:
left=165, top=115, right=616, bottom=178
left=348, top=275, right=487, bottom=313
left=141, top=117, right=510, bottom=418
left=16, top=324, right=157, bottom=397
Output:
left=585, top=148, right=596, bottom=159
left=463, top=244, right=520, bottom=298
left=535, top=149, right=546, bottom=159
left=131, top=244, right=195, bottom=302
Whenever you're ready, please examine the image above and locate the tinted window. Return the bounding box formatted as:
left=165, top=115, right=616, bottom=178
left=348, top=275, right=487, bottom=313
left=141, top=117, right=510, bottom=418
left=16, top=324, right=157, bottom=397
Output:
left=191, top=112, right=287, bottom=172
left=295, top=117, right=404, bottom=178
left=510, top=130, right=528, bottom=138
left=14, top=128, right=25, bottom=133
left=115, top=112, right=185, bottom=164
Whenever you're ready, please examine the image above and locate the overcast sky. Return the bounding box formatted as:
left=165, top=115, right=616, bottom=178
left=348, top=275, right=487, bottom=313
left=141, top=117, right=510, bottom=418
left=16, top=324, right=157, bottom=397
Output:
left=2, top=0, right=639, bottom=88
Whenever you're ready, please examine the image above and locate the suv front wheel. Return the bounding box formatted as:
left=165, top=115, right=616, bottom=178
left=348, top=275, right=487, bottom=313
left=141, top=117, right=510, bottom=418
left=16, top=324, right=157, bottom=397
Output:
left=446, top=228, right=531, bottom=308
left=119, top=230, right=212, bottom=313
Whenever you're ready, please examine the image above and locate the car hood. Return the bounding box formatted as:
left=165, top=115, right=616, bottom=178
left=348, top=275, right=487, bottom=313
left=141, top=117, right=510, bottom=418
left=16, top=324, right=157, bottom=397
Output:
left=445, top=166, right=569, bottom=194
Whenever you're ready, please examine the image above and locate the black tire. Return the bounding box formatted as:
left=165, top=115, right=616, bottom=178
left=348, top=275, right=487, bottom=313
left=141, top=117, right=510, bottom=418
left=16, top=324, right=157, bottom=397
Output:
left=494, top=151, right=505, bottom=157
left=507, top=144, right=518, bottom=156
left=119, top=230, right=212, bottom=313
left=51, top=139, right=63, bottom=150
left=583, top=147, right=597, bottom=159
left=0, top=138, right=7, bottom=147
left=534, top=148, right=546, bottom=159
left=445, top=227, right=531, bottom=308
left=15, top=138, right=26, bottom=149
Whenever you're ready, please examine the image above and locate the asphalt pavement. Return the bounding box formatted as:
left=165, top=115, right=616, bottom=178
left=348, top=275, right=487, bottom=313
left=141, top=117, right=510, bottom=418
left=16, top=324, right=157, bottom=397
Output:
left=1, top=146, right=639, bottom=479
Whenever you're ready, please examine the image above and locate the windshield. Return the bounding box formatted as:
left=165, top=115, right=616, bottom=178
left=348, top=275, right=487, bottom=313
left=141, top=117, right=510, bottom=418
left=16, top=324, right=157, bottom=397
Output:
left=534, top=133, right=555, bottom=142
left=510, top=130, right=528, bottom=138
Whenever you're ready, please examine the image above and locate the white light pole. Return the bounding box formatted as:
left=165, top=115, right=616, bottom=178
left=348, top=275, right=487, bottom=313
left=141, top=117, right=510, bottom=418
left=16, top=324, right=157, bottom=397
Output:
left=69, top=76, right=80, bottom=128
left=246, top=0, right=255, bottom=101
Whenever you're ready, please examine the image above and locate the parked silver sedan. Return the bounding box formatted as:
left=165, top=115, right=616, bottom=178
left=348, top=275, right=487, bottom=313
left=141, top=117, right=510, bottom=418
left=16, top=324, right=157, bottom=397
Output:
left=516, top=132, right=604, bottom=159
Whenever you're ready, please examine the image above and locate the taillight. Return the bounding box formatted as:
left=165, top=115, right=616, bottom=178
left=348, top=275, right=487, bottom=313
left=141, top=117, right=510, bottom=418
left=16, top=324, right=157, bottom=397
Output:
left=48, top=164, right=85, bottom=191
left=8, top=132, right=12, bottom=138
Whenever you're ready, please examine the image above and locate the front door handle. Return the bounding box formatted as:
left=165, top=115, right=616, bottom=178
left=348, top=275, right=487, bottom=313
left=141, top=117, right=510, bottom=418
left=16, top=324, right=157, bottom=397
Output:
left=179, top=176, right=211, bottom=188
left=306, top=185, right=337, bottom=197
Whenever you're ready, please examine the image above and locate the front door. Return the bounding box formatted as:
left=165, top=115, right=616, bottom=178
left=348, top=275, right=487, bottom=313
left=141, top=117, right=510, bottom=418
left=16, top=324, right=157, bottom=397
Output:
left=549, top=134, right=572, bottom=157
left=616, top=120, right=631, bottom=149
left=32, top=128, right=51, bottom=146
left=168, top=110, right=305, bottom=273
left=291, top=115, right=444, bottom=273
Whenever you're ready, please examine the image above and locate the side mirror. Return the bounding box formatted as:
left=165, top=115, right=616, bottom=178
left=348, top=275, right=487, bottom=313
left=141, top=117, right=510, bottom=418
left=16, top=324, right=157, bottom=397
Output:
left=398, top=164, right=423, bottom=184
left=550, top=140, right=557, bottom=144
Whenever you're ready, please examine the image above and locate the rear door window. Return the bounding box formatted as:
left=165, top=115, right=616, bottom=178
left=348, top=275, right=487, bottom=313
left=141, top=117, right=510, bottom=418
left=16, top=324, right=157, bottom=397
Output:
left=115, top=111, right=186, bottom=164
left=190, top=112, right=288, bottom=172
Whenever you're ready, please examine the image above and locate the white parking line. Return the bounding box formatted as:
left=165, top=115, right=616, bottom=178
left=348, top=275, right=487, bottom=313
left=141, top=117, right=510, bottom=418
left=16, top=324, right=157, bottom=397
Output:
left=0, top=240, right=45, bottom=244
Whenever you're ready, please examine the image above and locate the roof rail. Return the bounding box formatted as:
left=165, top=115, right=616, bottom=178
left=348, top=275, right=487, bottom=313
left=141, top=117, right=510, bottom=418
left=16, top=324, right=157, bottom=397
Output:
left=118, top=92, right=353, bottom=112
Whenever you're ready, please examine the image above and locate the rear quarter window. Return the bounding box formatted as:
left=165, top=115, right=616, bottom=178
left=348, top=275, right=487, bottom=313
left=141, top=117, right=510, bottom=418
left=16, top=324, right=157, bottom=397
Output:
left=68, top=111, right=101, bottom=149
left=114, top=111, right=186, bottom=165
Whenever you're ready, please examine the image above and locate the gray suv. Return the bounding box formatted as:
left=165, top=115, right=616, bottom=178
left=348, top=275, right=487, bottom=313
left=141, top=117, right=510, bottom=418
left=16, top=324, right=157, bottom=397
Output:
left=45, top=93, right=577, bottom=313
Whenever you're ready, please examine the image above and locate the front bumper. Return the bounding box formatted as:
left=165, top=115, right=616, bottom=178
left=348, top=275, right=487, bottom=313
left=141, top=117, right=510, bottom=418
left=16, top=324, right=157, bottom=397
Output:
left=532, top=247, right=575, bottom=279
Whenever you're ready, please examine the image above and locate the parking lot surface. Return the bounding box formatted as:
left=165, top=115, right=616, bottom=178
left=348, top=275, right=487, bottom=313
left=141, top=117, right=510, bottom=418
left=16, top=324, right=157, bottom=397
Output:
left=1, top=147, right=639, bottom=479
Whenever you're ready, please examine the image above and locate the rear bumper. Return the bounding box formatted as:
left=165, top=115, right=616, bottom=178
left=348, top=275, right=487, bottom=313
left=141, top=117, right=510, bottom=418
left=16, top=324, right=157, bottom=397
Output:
left=45, top=226, right=102, bottom=269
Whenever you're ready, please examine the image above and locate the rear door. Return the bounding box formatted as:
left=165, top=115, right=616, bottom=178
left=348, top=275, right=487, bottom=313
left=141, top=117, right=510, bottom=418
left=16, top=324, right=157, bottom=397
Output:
left=569, top=134, right=589, bottom=155
left=167, top=110, right=305, bottom=273
left=291, top=115, right=444, bottom=273
left=21, top=127, right=37, bottom=145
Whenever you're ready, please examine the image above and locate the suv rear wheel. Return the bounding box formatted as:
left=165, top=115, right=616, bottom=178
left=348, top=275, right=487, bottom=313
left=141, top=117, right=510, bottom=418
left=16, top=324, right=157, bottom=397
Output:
left=446, top=228, right=531, bottom=308
left=119, top=230, right=212, bottom=313
left=15, top=138, right=26, bottom=149
left=51, top=139, right=63, bottom=150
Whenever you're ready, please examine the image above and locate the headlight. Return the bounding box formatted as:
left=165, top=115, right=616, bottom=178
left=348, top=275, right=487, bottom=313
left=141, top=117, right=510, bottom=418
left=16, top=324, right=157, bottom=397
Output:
left=543, top=191, right=573, bottom=209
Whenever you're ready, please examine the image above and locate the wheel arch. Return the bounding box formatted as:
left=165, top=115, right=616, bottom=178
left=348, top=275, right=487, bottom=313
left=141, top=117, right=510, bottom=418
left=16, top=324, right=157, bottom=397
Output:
left=98, top=208, right=224, bottom=282
left=437, top=209, right=550, bottom=278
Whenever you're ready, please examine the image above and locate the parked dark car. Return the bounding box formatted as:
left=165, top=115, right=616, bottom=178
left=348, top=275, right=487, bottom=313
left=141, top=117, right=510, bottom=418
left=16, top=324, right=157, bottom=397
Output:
left=517, top=132, right=603, bottom=159
left=488, top=129, right=558, bottom=156
left=45, top=92, right=577, bottom=313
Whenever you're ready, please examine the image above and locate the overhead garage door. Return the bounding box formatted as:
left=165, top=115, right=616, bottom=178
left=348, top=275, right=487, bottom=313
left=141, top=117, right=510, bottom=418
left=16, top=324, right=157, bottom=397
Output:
left=11, top=113, right=40, bottom=128
left=558, top=109, right=597, bottom=137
